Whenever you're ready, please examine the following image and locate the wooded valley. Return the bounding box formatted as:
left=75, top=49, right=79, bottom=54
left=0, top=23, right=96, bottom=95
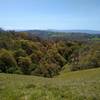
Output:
left=0, top=29, right=100, bottom=77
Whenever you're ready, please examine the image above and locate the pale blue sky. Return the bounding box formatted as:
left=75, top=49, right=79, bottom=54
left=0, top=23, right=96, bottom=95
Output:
left=0, top=0, right=100, bottom=30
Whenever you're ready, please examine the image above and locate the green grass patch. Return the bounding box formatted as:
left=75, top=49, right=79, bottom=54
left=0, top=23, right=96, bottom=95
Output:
left=0, top=68, right=100, bottom=100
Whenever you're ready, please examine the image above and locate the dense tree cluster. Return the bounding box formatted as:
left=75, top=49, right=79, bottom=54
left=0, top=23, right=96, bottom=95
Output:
left=0, top=29, right=100, bottom=77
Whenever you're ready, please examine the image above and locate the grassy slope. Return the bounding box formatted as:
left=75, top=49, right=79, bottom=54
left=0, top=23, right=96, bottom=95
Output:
left=58, top=67, right=100, bottom=79
left=0, top=68, right=100, bottom=100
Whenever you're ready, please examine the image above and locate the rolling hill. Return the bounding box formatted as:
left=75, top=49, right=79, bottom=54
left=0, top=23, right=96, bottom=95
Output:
left=20, top=29, right=100, bottom=40
left=0, top=68, right=100, bottom=100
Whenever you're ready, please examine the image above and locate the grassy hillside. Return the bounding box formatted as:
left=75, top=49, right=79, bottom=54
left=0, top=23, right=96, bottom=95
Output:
left=0, top=68, right=100, bottom=100
left=58, top=67, right=100, bottom=79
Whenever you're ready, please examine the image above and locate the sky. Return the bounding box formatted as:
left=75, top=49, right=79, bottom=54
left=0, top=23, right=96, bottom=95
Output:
left=0, top=0, right=100, bottom=30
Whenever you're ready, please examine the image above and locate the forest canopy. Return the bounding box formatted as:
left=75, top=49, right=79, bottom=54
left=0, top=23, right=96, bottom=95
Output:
left=0, top=29, right=100, bottom=77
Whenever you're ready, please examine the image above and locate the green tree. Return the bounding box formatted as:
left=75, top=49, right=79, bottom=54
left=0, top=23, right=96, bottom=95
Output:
left=0, top=49, right=17, bottom=73
left=14, top=49, right=27, bottom=59
left=18, top=56, right=32, bottom=74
